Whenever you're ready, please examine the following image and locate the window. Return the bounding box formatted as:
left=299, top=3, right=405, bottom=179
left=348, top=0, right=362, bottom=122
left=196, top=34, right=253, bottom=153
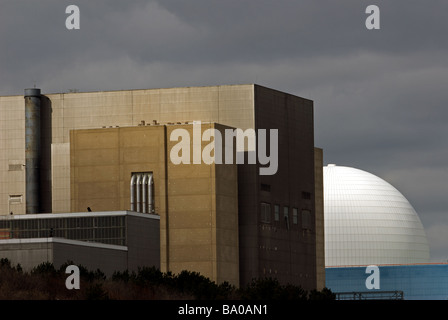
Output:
left=302, top=210, right=312, bottom=230
left=284, top=206, right=289, bottom=230
left=8, top=164, right=23, bottom=171
left=260, top=202, right=271, bottom=223
left=293, top=208, right=298, bottom=225
left=302, top=191, right=311, bottom=200
left=0, top=215, right=126, bottom=246
left=9, top=195, right=23, bottom=204
left=274, top=205, right=280, bottom=221
left=130, top=172, right=155, bottom=213
left=260, top=184, right=271, bottom=192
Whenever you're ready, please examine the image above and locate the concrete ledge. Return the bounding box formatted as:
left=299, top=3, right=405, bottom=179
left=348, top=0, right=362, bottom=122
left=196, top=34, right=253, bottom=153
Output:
left=0, top=237, right=128, bottom=251
left=0, top=210, right=160, bottom=221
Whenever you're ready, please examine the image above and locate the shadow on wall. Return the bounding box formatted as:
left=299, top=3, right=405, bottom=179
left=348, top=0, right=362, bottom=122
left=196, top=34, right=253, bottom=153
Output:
left=40, top=95, right=52, bottom=214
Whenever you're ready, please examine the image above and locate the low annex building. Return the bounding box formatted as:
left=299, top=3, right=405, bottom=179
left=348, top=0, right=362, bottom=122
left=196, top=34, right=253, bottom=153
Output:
left=0, top=211, right=159, bottom=276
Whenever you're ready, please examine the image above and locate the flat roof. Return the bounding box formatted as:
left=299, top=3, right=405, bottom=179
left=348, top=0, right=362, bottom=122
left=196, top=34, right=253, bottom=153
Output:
left=0, top=211, right=160, bottom=221
left=0, top=84, right=256, bottom=97
left=0, top=237, right=128, bottom=251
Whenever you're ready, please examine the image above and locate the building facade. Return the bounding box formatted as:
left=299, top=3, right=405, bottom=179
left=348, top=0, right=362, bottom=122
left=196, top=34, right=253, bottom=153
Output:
left=0, top=84, right=322, bottom=289
left=0, top=211, right=160, bottom=276
left=70, top=123, right=240, bottom=286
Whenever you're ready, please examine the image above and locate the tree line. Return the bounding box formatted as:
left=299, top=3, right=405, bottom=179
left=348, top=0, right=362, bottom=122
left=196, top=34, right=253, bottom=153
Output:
left=0, top=258, right=335, bottom=300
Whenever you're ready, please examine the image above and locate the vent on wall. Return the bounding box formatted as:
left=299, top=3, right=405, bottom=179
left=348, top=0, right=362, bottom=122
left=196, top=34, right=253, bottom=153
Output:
left=9, top=195, right=23, bottom=204
left=302, top=191, right=311, bottom=200
left=130, top=172, right=155, bottom=214
left=8, top=164, right=23, bottom=171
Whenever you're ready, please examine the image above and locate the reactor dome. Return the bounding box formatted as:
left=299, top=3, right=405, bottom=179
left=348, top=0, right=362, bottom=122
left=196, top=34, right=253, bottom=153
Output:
left=324, top=164, right=430, bottom=267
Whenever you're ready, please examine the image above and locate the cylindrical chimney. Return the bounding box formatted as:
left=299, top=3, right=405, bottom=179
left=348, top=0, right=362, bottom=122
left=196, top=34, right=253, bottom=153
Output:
left=24, top=88, right=41, bottom=214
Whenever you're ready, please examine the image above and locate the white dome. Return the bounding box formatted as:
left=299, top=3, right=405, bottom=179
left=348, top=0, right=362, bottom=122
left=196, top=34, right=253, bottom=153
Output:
left=324, top=164, right=430, bottom=266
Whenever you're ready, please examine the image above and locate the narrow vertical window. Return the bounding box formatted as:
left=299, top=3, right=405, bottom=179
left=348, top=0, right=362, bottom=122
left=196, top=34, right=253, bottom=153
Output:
left=284, top=206, right=289, bottom=230
left=274, top=205, right=280, bottom=221
left=260, top=202, right=271, bottom=223
left=302, top=210, right=312, bottom=230
left=293, top=208, right=298, bottom=225
left=131, top=172, right=154, bottom=214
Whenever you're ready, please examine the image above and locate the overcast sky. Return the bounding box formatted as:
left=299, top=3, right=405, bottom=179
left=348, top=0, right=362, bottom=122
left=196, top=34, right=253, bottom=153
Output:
left=1, top=0, right=447, bottom=262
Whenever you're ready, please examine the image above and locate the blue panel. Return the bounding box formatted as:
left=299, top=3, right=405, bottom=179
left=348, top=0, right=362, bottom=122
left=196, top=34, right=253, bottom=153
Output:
left=325, top=264, right=448, bottom=300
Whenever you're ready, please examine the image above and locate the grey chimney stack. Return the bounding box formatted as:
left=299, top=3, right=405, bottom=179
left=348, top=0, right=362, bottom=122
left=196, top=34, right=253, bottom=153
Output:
left=24, top=88, right=41, bottom=214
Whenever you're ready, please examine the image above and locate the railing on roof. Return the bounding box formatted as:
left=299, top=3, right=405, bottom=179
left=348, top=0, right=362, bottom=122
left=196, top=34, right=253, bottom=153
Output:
left=335, top=291, right=404, bottom=300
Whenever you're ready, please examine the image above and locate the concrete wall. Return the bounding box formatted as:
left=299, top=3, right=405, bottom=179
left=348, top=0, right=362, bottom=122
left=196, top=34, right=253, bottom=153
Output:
left=52, top=240, right=128, bottom=276
left=165, top=123, right=239, bottom=285
left=70, top=125, right=167, bottom=213
left=0, top=85, right=254, bottom=216
left=127, top=213, right=161, bottom=271
left=237, top=85, right=316, bottom=290
left=0, top=96, right=26, bottom=215
left=0, top=238, right=128, bottom=276
left=314, top=147, right=325, bottom=290
left=70, top=124, right=239, bottom=285
left=52, top=85, right=254, bottom=215
left=0, top=239, right=53, bottom=270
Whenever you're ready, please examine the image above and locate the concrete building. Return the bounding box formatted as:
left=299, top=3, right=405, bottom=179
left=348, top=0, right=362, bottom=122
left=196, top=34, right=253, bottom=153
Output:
left=0, top=211, right=160, bottom=276
left=0, top=84, right=323, bottom=289
left=70, top=123, right=239, bottom=285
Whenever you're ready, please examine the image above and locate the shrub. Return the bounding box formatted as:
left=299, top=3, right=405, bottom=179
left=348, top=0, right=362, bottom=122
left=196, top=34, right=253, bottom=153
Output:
left=238, top=277, right=311, bottom=300
left=0, top=259, right=334, bottom=300
left=308, top=287, right=336, bottom=300
left=84, top=282, right=109, bottom=300
left=0, top=258, right=12, bottom=268
left=31, top=261, right=57, bottom=275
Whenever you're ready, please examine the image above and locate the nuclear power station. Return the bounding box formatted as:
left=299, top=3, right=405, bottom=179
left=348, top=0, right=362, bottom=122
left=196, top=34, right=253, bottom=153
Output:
left=2, top=84, right=446, bottom=299
left=0, top=84, right=324, bottom=290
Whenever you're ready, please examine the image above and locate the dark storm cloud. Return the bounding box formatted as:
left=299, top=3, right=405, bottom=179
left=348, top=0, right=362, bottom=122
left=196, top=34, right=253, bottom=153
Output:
left=2, top=1, right=448, bottom=91
left=0, top=0, right=447, bottom=261
left=155, top=0, right=448, bottom=61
